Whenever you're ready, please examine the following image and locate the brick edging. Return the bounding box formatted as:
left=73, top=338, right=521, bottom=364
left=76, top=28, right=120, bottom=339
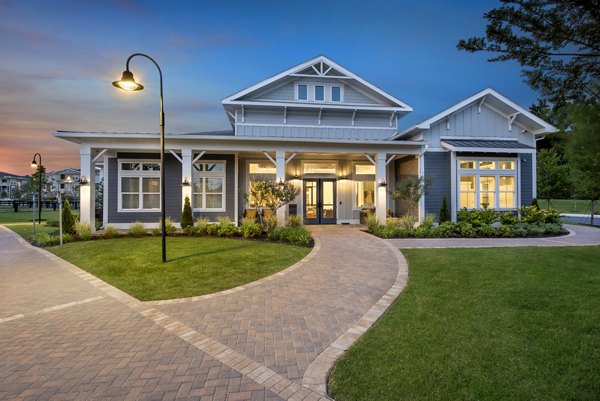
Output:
left=302, top=232, right=409, bottom=397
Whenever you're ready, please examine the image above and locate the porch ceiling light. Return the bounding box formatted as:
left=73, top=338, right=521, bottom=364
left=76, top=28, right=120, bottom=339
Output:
left=112, top=70, right=143, bottom=91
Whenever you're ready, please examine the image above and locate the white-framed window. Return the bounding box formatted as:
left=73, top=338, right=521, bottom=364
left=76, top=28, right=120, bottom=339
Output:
left=355, top=181, right=375, bottom=208
left=118, top=160, right=161, bottom=212
left=192, top=161, right=226, bottom=211
left=354, top=164, right=376, bottom=175
left=458, top=157, right=517, bottom=210
left=249, top=162, right=276, bottom=174
left=302, top=161, right=337, bottom=175
left=295, top=83, right=344, bottom=103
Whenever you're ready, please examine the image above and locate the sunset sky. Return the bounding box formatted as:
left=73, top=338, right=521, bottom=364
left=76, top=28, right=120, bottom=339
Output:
left=0, top=0, right=537, bottom=176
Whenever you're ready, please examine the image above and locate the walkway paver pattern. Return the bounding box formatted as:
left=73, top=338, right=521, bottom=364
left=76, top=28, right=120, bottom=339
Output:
left=1, top=223, right=598, bottom=401
left=0, top=225, right=404, bottom=400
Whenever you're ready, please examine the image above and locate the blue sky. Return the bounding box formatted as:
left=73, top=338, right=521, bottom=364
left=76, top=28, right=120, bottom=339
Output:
left=0, top=0, right=538, bottom=175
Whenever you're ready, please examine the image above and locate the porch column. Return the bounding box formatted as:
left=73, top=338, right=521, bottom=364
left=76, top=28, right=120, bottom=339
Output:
left=450, top=151, right=457, bottom=222
left=79, top=144, right=95, bottom=231
left=418, top=153, right=425, bottom=222
left=181, top=148, right=192, bottom=208
left=376, top=152, right=387, bottom=224
left=276, top=150, right=286, bottom=225
left=102, top=154, right=110, bottom=227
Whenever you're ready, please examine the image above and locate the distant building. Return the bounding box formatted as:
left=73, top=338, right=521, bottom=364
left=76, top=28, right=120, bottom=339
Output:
left=46, top=168, right=81, bottom=196
left=0, top=172, right=28, bottom=199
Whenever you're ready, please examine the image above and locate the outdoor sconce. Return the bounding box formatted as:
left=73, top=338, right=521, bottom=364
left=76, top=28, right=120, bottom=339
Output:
left=277, top=178, right=285, bottom=187
left=79, top=176, right=88, bottom=185
left=379, top=179, right=388, bottom=187
left=181, top=177, right=191, bottom=187
left=293, top=174, right=300, bottom=179
left=339, top=174, right=348, bottom=180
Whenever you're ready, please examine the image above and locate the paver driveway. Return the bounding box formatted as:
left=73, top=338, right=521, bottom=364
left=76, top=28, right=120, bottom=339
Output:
left=0, top=225, right=406, bottom=401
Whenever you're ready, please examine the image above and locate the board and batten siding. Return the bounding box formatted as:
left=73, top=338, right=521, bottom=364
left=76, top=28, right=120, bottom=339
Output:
left=426, top=104, right=535, bottom=148
left=423, top=152, right=451, bottom=216
left=107, top=153, right=182, bottom=224
left=520, top=153, right=533, bottom=206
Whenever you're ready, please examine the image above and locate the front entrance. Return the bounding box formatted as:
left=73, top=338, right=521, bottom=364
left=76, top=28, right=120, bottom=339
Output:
left=304, top=179, right=336, bottom=224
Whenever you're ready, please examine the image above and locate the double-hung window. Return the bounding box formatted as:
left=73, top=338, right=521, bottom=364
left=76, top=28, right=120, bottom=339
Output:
left=458, top=158, right=517, bottom=210
left=119, top=161, right=161, bottom=211
left=193, top=161, right=226, bottom=211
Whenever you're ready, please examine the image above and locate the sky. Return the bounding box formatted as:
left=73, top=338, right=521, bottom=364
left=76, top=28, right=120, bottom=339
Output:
left=0, top=0, right=540, bottom=176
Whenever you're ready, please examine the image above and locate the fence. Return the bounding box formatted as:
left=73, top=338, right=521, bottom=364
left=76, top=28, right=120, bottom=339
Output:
left=0, top=200, right=79, bottom=213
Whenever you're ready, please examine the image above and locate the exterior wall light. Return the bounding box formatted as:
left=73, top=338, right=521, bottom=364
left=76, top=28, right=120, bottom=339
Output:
left=277, top=178, right=285, bottom=187
left=379, top=179, right=388, bottom=187
left=79, top=176, right=88, bottom=185
left=182, top=177, right=190, bottom=187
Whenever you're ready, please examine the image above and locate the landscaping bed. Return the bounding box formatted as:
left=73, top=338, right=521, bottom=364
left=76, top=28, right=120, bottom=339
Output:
left=368, top=206, right=568, bottom=239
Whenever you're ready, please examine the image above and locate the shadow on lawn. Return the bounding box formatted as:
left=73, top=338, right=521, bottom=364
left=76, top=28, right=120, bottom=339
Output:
left=167, top=241, right=258, bottom=262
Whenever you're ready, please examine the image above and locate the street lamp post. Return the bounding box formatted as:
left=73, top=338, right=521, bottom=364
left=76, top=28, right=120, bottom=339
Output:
left=112, top=53, right=167, bottom=263
left=30, top=153, right=43, bottom=223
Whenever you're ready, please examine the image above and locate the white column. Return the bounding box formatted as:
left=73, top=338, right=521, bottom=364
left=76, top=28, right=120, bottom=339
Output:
left=182, top=148, right=192, bottom=208
left=79, top=144, right=95, bottom=231
left=531, top=150, right=536, bottom=200
left=102, top=154, right=110, bottom=227
left=234, top=154, right=239, bottom=225
left=276, top=150, right=286, bottom=225
left=418, top=154, right=425, bottom=223
left=450, top=151, right=457, bottom=222
left=375, top=152, right=387, bottom=224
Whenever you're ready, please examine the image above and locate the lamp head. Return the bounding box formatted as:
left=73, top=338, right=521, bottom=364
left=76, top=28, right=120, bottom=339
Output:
left=30, top=159, right=38, bottom=168
left=112, top=70, right=144, bottom=91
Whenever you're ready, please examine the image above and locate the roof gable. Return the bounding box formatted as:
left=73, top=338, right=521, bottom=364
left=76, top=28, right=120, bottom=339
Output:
left=394, top=87, right=557, bottom=139
left=222, top=55, right=412, bottom=110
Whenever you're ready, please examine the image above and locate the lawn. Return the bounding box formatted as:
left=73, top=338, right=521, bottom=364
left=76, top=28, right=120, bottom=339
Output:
left=544, top=199, right=596, bottom=214
left=48, top=236, right=310, bottom=301
left=0, top=209, right=65, bottom=240
left=328, top=246, right=600, bottom=401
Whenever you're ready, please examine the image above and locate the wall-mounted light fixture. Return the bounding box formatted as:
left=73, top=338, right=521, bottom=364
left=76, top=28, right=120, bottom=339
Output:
left=181, top=177, right=190, bottom=187
left=378, top=179, right=387, bottom=187
left=277, top=178, right=285, bottom=187
left=339, top=174, right=348, bottom=180
left=293, top=174, right=300, bottom=179
left=79, top=176, right=89, bottom=185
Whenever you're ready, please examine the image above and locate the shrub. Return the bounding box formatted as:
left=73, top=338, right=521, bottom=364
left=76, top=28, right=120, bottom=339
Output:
left=439, top=196, right=451, bottom=223
left=196, top=217, right=211, bottom=235
left=215, top=216, right=238, bottom=237
left=152, top=227, right=162, bottom=236
left=400, top=214, right=417, bottom=230
left=456, top=222, right=476, bottom=238
left=531, top=198, right=540, bottom=209
left=128, top=221, right=147, bottom=237
left=183, top=225, right=197, bottom=236
left=477, top=224, right=497, bottom=237
left=180, top=196, right=194, bottom=230
left=206, top=223, right=220, bottom=236
left=160, top=217, right=178, bottom=235
left=457, top=206, right=499, bottom=227
left=497, top=224, right=515, bottom=237
left=365, top=212, right=379, bottom=233
left=268, top=226, right=313, bottom=246
left=62, top=200, right=76, bottom=235
left=500, top=211, right=519, bottom=225
left=513, top=223, right=529, bottom=237
left=240, top=217, right=262, bottom=238
left=62, top=233, right=74, bottom=243
left=520, top=205, right=561, bottom=224
left=103, top=225, right=120, bottom=239
left=75, top=222, right=93, bottom=240
left=526, top=223, right=547, bottom=237
left=415, top=225, right=432, bottom=238
left=33, top=232, right=53, bottom=246
left=262, top=215, right=279, bottom=235
left=287, top=214, right=303, bottom=228
left=422, top=214, right=436, bottom=228
left=378, top=225, right=403, bottom=239
left=385, top=217, right=400, bottom=227
left=45, top=220, right=60, bottom=227
left=432, top=222, right=454, bottom=238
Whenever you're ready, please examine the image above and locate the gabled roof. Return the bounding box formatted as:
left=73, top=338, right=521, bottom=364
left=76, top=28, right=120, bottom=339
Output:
left=222, top=55, right=413, bottom=110
left=393, top=87, right=558, bottom=139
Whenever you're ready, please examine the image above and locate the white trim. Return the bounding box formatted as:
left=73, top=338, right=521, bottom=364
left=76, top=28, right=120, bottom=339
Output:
left=225, top=100, right=405, bottom=113
left=440, top=136, right=520, bottom=141
left=531, top=152, right=537, bottom=200
left=192, top=151, right=206, bottom=164
left=117, top=159, right=161, bottom=213
left=418, top=154, right=425, bottom=222
left=235, top=122, right=399, bottom=131
left=169, top=150, right=183, bottom=163
left=450, top=151, right=457, bottom=222
left=518, top=157, right=522, bottom=207
left=441, top=141, right=535, bottom=154
left=363, top=154, right=376, bottom=165
left=192, top=160, right=227, bottom=212
left=234, top=154, right=239, bottom=225
left=102, top=155, right=111, bottom=227
left=222, top=55, right=412, bottom=110
left=92, top=148, right=108, bottom=163
left=301, top=159, right=339, bottom=176
left=262, top=151, right=276, bottom=165
left=352, top=179, right=376, bottom=210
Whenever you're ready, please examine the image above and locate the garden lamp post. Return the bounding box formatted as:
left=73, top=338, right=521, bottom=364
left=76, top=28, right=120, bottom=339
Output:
left=112, top=53, right=167, bottom=263
left=30, top=153, right=43, bottom=223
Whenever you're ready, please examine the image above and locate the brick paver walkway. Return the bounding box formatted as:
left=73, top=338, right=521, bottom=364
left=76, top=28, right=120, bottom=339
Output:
left=0, top=225, right=406, bottom=400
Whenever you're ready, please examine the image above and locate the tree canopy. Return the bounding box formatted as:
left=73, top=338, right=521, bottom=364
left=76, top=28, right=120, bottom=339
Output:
left=457, top=0, right=600, bottom=105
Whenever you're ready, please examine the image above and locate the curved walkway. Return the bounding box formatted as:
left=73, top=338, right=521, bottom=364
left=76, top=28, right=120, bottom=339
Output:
left=386, top=224, right=600, bottom=248
left=0, top=225, right=407, bottom=401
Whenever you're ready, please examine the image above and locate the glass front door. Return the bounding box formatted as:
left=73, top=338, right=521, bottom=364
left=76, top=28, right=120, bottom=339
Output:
left=303, top=179, right=336, bottom=224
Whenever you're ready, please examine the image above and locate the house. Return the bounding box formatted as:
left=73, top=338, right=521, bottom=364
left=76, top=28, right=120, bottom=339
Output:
left=0, top=172, right=28, bottom=199
left=53, top=55, right=556, bottom=229
left=46, top=168, right=81, bottom=196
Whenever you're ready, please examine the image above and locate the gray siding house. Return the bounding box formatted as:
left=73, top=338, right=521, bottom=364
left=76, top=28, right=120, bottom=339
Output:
left=54, top=55, right=556, bottom=229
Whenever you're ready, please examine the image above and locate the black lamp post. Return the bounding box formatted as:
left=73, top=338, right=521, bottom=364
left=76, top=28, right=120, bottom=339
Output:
left=112, top=53, right=167, bottom=263
left=30, top=153, right=43, bottom=223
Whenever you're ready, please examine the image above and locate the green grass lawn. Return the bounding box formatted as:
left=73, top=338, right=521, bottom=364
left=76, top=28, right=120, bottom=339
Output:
left=544, top=199, right=596, bottom=214
left=0, top=209, right=78, bottom=241
left=328, top=246, right=600, bottom=401
left=48, top=237, right=310, bottom=301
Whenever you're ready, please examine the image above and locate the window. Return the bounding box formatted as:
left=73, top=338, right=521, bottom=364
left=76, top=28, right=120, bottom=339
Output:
left=297, top=84, right=308, bottom=101
left=355, top=164, right=376, bottom=175
left=249, top=162, right=276, bottom=174
left=303, top=162, right=336, bottom=174
left=458, top=158, right=517, bottom=210
left=193, top=161, right=225, bottom=211
left=356, top=181, right=375, bottom=208
left=119, top=161, right=161, bottom=211
left=331, top=86, right=341, bottom=102
left=315, top=85, right=325, bottom=101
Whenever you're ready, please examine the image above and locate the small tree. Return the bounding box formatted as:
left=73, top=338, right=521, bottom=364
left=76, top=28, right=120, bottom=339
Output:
left=537, top=148, right=571, bottom=207
left=245, top=179, right=299, bottom=216
left=439, top=195, right=451, bottom=222
left=391, top=176, right=433, bottom=224
left=62, top=199, right=76, bottom=235
left=180, top=196, right=194, bottom=230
